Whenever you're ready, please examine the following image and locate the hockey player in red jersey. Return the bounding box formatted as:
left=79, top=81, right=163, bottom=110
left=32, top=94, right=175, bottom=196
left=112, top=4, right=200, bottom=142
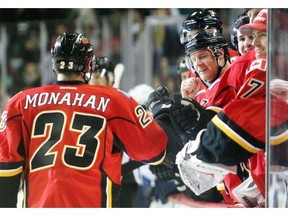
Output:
left=0, top=32, right=182, bottom=208
left=151, top=9, right=268, bottom=207
left=179, top=9, right=239, bottom=99
left=182, top=31, right=233, bottom=109
left=178, top=13, right=258, bottom=204
left=175, top=9, right=280, bottom=207
left=148, top=11, right=241, bottom=204
left=230, top=12, right=254, bottom=57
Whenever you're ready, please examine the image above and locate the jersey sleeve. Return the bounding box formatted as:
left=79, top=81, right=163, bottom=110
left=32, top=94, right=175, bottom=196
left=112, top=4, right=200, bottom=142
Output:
left=196, top=98, right=265, bottom=166
left=0, top=94, right=25, bottom=207
left=107, top=89, right=168, bottom=164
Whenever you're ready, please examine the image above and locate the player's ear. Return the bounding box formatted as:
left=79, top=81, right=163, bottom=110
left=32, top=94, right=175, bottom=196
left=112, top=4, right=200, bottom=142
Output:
left=218, top=48, right=225, bottom=58
left=217, top=48, right=226, bottom=63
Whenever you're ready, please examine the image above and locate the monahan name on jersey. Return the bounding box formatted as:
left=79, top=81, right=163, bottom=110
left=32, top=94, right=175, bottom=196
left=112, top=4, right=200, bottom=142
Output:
left=24, top=90, right=111, bottom=112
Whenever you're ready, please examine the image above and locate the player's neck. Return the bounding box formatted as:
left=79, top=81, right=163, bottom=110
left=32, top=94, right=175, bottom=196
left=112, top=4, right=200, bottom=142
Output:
left=57, top=73, right=84, bottom=82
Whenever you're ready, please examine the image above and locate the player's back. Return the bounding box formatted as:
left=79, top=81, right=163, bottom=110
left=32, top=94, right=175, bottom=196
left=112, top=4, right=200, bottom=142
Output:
left=3, top=82, right=167, bottom=207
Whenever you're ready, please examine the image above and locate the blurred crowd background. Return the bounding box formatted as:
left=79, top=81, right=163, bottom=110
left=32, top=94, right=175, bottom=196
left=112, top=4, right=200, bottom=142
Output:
left=0, top=8, right=244, bottom=110
left=1, top=8, right=288, bottom=111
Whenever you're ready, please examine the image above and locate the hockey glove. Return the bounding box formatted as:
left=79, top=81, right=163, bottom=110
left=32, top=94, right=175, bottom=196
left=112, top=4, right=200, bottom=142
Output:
left=169, top=94, right=216, bottom=140
left=147, top=87, right=189, bottom=169
left=147, top=85, right=171, bottom=120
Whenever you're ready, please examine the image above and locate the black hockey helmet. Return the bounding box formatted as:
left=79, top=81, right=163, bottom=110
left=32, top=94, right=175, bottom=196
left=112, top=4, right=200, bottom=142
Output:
left=230, top=13, right=250, bottom=51
left=51, top=32, right=94, bottom=74
left=86, top=56, right=115, bottom=85
left=180, top=9, right=223, bottom=45
left=184, top=31, right=228, bottom=57
left=94, top=56, right=115, bottom=74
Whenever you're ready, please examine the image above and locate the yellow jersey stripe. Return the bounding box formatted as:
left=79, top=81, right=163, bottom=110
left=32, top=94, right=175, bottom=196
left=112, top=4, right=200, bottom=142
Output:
left=0, top=166, right=23, bottom=177
left=106, top=177, right=112, bottom=208
left=148, top=151, right=166, bottom=166
left=212, top=116, right=261, bottom=154
left=207, top=106, right=222, bottom=114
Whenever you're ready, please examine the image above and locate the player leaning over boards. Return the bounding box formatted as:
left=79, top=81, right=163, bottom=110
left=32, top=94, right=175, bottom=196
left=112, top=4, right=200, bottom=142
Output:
left=176, top=9, right=288, bottom=207
left=149, top=10, right=238, bottom=204
left=0, top=32, right=183, bottom=208
left=179, top=9, right=239, bottom=99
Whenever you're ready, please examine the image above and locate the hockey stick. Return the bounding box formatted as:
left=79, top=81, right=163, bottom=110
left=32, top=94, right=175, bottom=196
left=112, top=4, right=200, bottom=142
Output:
left=113, top=63, right=125, bottom=88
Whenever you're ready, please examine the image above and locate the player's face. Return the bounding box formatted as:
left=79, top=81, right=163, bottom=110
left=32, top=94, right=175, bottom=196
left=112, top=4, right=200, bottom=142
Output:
left=251, top=30, right=267, bottom=59
left=237, top=30, right=255, bottom=55
left=189, top=49, right=219, bottom=82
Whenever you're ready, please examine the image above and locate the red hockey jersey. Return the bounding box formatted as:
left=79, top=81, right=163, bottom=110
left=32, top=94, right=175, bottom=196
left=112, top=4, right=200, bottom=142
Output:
left=196, top=51, right=268, bottom=204
left=195, top=49, right=256, bottom=108
left=197, top=96, right=288, bottom=199
left=0, top=81, right=168, bottom=207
